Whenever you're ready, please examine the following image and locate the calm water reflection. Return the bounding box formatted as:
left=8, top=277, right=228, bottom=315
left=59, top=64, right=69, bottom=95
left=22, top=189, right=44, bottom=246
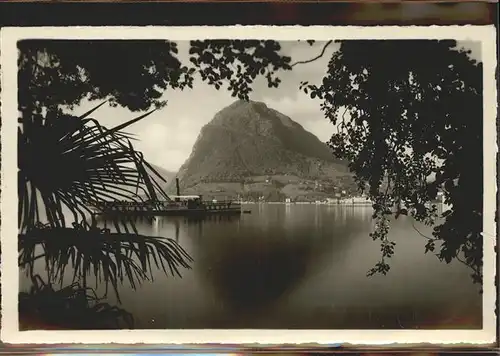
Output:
left=21, top=204, right=482, bottom=329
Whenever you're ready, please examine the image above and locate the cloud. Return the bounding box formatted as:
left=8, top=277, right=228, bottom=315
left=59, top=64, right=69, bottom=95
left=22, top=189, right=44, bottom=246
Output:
left=250, top=40, right=339, bottom=102
left=263, top=95, right=334, bottom=142
left=265, top=95, right=322, bottom=121
left=303, top=119, right=337, bottom=144
left=132, top=116, right=207, bottom=172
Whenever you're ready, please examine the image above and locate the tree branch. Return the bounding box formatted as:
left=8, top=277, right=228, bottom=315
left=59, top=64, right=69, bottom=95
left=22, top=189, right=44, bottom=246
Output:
left=411, top=220, right=435, bottom=240
left=291, top=40, right=333, bottom=67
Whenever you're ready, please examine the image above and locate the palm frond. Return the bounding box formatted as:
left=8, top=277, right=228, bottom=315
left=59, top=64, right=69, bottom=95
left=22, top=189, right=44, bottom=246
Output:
left=19, top=103, right=170, bottom=234
left=18, top=103, right=190, bottom=298
left=19, top=222, right=193, bottom=303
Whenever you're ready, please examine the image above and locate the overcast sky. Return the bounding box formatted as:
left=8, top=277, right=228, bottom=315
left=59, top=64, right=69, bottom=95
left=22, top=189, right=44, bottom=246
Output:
left=69, top=40, right=480, bottom=172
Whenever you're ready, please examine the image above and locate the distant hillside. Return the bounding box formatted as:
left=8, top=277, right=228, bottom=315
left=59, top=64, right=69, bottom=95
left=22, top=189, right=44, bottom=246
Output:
left=143, top=163, right=178, bottom=198
left=171, top=100, right=356, bottom=201
left=147, top=163, right=176, bottom=185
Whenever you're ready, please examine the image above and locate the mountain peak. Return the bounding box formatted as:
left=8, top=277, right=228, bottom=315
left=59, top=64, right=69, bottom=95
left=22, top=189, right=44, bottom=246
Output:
left=228, top=99, right=267, bottom=108
left=173, top=101, right=349, bottom=193
left=210, top=99, right=299, bottom=132
left=216, top=99, right=269, bottom=117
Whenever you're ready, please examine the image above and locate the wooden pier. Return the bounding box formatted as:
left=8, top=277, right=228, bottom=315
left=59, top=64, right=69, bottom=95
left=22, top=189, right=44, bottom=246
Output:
left=92, top=199, right=242, bottom=217
left=93, top=179, right=243, bottom=217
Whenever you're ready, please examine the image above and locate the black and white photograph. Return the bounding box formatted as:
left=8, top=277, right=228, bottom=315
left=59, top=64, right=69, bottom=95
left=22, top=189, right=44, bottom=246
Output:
left=0, top=26, right=496, bottom=344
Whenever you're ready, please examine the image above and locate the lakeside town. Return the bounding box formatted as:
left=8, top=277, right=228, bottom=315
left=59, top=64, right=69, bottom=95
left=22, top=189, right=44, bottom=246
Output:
left=238, top=191, right=447, bottom=206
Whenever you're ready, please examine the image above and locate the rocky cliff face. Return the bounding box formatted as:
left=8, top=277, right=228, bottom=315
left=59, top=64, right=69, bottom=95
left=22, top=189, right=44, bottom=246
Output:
left=170, top=100, right=355, bottom=201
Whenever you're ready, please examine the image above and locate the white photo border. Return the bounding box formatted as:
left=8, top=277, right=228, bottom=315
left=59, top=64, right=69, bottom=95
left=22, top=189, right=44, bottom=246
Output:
left=1, top=25, right=497, bottom=345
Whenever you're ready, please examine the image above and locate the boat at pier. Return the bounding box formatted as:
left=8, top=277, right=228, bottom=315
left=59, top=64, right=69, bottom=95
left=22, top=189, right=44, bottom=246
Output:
left=91, top=178, right=242, bottom=217
left=92, top=197, right=242, bottom=217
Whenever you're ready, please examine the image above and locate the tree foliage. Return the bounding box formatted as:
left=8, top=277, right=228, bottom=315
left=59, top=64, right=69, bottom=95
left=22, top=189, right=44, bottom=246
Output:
left=18, top=39, right=292, bottom=113
left=19, top=275, right=134, bottom=330
left=301, top=40, right=483, bottom=284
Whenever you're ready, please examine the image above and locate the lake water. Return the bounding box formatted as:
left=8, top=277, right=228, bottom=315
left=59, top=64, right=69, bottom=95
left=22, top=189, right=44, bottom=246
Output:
left=20, top=204, right=482, bottom=329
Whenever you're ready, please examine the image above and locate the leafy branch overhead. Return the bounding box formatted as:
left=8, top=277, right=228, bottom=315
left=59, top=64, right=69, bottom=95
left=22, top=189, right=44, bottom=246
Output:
left=19, top=41, right=190, bottom=112
left=301, top=40, right=483, bottom=284
left=188, top=40, right=292, bottom=99
left=18, top=39, right=293, bottom=112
